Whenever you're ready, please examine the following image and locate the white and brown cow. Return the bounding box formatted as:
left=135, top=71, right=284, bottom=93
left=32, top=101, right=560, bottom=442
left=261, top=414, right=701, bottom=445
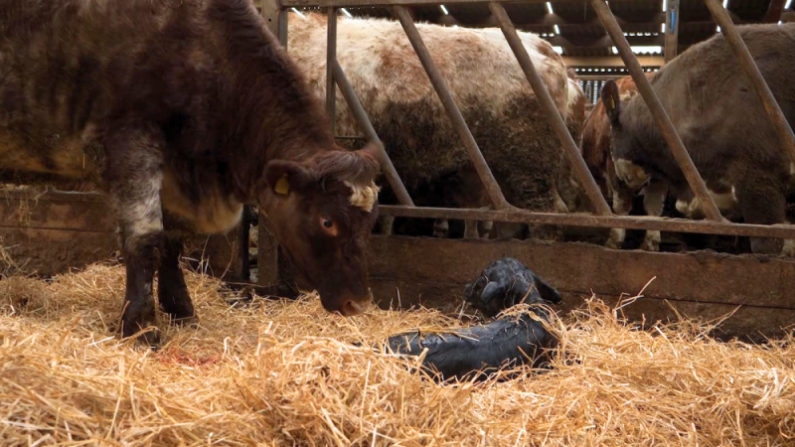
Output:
left=287, top=13, right=571, bottom=240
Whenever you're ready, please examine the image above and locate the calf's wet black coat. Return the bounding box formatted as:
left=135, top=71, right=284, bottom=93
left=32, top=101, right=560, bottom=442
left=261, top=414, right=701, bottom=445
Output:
left=387, top=258, right=561, bottom=381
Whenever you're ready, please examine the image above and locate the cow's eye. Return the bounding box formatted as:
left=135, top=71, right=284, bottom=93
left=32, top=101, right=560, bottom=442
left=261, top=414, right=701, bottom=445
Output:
left=320, top=217, right=338, bottom=236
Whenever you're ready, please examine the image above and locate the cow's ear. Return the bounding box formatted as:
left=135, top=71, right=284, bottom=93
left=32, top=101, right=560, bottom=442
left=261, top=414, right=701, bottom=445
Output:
left=533, top=274, right=562, bottom=305
left=356, top=141, right=383, bottom=176
left=264, top=160, right=312, bottom=197
left=601, top=80, right=622, bottom=128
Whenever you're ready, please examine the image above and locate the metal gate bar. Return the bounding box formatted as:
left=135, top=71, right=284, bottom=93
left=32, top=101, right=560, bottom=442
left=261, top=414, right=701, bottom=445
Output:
left=379, top=205, right=795, bottom=239
left=326, top=7, right=337, bottom=134
left=590, top=0, right=724, bottom=222
left=705, top=0, right=795, bottom=168
left=393, top=5, right=511, bottom=210
left=332, top=61, right=416, bottom=206
left=489, top=2, right=612, bottom=216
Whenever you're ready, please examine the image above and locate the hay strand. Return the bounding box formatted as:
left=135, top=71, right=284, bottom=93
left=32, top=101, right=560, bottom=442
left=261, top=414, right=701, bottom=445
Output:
left=0, top=263, right=794, bottom=445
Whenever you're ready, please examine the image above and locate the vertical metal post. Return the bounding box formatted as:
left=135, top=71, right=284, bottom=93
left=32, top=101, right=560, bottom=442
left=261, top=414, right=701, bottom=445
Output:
left=326, top=7, right=337, bottom=134
left=332, top=61, right=415, bottom=207
left=705, top=0, right=795, bottom=169
left=393, top=5, right=510, bottom=210
left=664, top=0, right=680, bottom=63
left=258, top=0, right=296, bottom=294
left=591, top=0, right=723, bottom=222
left=489, top=3, right=611, bottom=216
left=278, top=9, right=288, bottom=47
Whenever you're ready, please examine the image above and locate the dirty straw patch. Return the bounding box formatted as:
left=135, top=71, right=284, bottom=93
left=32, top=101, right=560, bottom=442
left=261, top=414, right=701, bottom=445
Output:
left=1, top=264, right=794, bottom=446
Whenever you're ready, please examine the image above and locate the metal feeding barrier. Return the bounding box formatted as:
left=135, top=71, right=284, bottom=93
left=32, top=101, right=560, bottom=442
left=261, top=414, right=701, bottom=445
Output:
left=259, top=0, right=795, bottom=241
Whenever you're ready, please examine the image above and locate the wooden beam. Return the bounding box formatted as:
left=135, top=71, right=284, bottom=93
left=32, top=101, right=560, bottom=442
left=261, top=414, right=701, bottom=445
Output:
left=764, top=0, right=788, bottom=23
left=283, top=0, right=655, bottom=8
left=549, top=35, right=663, bottom=49
left=367, top=236, right=795, bottom=341
left=664, top=0, right=680, bottom=63
left=563, top=55, right=664, bottom=67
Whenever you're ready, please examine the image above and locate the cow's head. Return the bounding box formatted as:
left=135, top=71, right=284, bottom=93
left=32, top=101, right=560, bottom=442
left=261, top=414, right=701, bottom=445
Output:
left=257, top=144, right=381, bottom=316
left=601, top=80, right=651, bottom=189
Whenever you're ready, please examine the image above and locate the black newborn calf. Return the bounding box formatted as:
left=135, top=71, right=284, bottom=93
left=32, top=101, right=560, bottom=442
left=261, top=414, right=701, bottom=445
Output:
left=386, top=257, right=561, bottom=381
left=464, top=257, right=562, bottom=317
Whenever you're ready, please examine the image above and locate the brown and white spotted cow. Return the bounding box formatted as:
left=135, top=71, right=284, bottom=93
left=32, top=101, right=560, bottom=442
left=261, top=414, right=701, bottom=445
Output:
left=0, top=0, right=383, bottom=345
left=603, top=23, right=795, bottom=255
left=287, top=13, right=571, bottom=240
left=555, top=69, right=588, bottom=213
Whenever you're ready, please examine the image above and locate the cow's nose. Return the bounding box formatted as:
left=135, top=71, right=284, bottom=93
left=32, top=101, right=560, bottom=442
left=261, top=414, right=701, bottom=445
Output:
left=340, top=299, right=368, bottom=317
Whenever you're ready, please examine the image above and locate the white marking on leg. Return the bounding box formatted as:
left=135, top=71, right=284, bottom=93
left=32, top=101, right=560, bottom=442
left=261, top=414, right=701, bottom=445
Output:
left=607, top=228, right=626, bottom=249
left=782, top=239, right=795, bottom=258
left=640, top=182, right=665, bottom=251
left=124, top=172, right=163, bottom=239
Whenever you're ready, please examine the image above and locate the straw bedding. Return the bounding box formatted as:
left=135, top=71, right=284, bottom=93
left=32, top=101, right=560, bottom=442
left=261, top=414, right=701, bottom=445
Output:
left=1, top=263, right=794, bottom=446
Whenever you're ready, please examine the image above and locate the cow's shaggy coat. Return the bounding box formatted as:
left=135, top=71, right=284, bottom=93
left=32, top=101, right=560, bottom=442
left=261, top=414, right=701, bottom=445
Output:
left=287, top=13, right=570, bottom=239
left=0, top=0, right=382, bottom=344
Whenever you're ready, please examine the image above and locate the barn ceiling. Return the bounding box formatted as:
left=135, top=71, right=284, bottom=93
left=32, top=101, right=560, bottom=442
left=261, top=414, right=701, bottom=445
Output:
left=293, top=0, right=793, bottom=71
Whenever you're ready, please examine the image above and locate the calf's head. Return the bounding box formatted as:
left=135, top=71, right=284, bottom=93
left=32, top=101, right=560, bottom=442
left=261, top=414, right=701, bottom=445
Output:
left=601, top=80, right=651, bottom=189
left=258, top=144, right=381, bottom=316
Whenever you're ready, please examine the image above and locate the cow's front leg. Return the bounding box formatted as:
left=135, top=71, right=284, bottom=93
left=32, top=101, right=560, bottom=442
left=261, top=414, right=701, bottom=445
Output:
left=606, top=182, right=633, bottom=250
left=737, top=179, right=787, bottom=255
left=105, top=128, right=164, bottom=346
left=433, top=219, right=449, bottom=238
left=640, top=181, right=667, bottom=252
left=158, top=233, right=196, bottom=325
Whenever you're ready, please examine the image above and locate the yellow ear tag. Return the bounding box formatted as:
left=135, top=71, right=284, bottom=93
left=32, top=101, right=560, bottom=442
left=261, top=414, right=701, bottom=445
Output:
left=609, top=97, right=616, bottom=111
left=274, top=175, right=290, bottom=195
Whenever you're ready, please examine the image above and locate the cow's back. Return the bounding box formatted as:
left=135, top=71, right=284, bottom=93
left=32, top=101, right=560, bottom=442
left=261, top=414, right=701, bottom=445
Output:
left=288, top=13, right=570, bottom=212
left=0, top=0, right=217, bottom=184
left=622, top=23, right=795, bottom=186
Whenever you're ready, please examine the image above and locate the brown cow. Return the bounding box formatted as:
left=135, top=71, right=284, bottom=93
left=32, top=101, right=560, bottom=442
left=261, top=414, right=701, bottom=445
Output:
left=287, top=13, right=571, bottom=241
left=579, top=74, right=668, bottom=251
left=603, top=23, right=795, bottom=255
left=0, top=0, right=382, bottom=346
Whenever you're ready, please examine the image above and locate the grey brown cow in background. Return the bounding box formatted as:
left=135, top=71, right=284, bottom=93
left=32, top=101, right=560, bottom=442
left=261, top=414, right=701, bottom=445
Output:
left=0, top=0, right=382, bottom=346
left=602, top=23, right=795, bottom=255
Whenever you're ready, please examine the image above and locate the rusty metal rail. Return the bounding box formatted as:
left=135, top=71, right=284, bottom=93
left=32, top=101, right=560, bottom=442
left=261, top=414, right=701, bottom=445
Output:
left=393, top=5, right=511, bottom=210
left=380, top=205, right=795, bottom=239
left=325, top=7, right=337, bottom=134
left=489, top=2, right=611, bottom=216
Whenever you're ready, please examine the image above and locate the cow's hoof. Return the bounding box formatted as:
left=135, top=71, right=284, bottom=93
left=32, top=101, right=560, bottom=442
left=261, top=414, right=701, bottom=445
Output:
left=121, top=325, right=161, bottom=349
left=169, top=314, right=199, bottom=328
left=432, top=220, right=449, bottom=238
left=606, top=229, right=625, bottom=250
left=780, top=239, right=795, bottom=258
left=751, top=237, right=783, bottom=256
left=161, top=300, right=196, bottom=325
left=640, top=235, right=661, bottom=252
